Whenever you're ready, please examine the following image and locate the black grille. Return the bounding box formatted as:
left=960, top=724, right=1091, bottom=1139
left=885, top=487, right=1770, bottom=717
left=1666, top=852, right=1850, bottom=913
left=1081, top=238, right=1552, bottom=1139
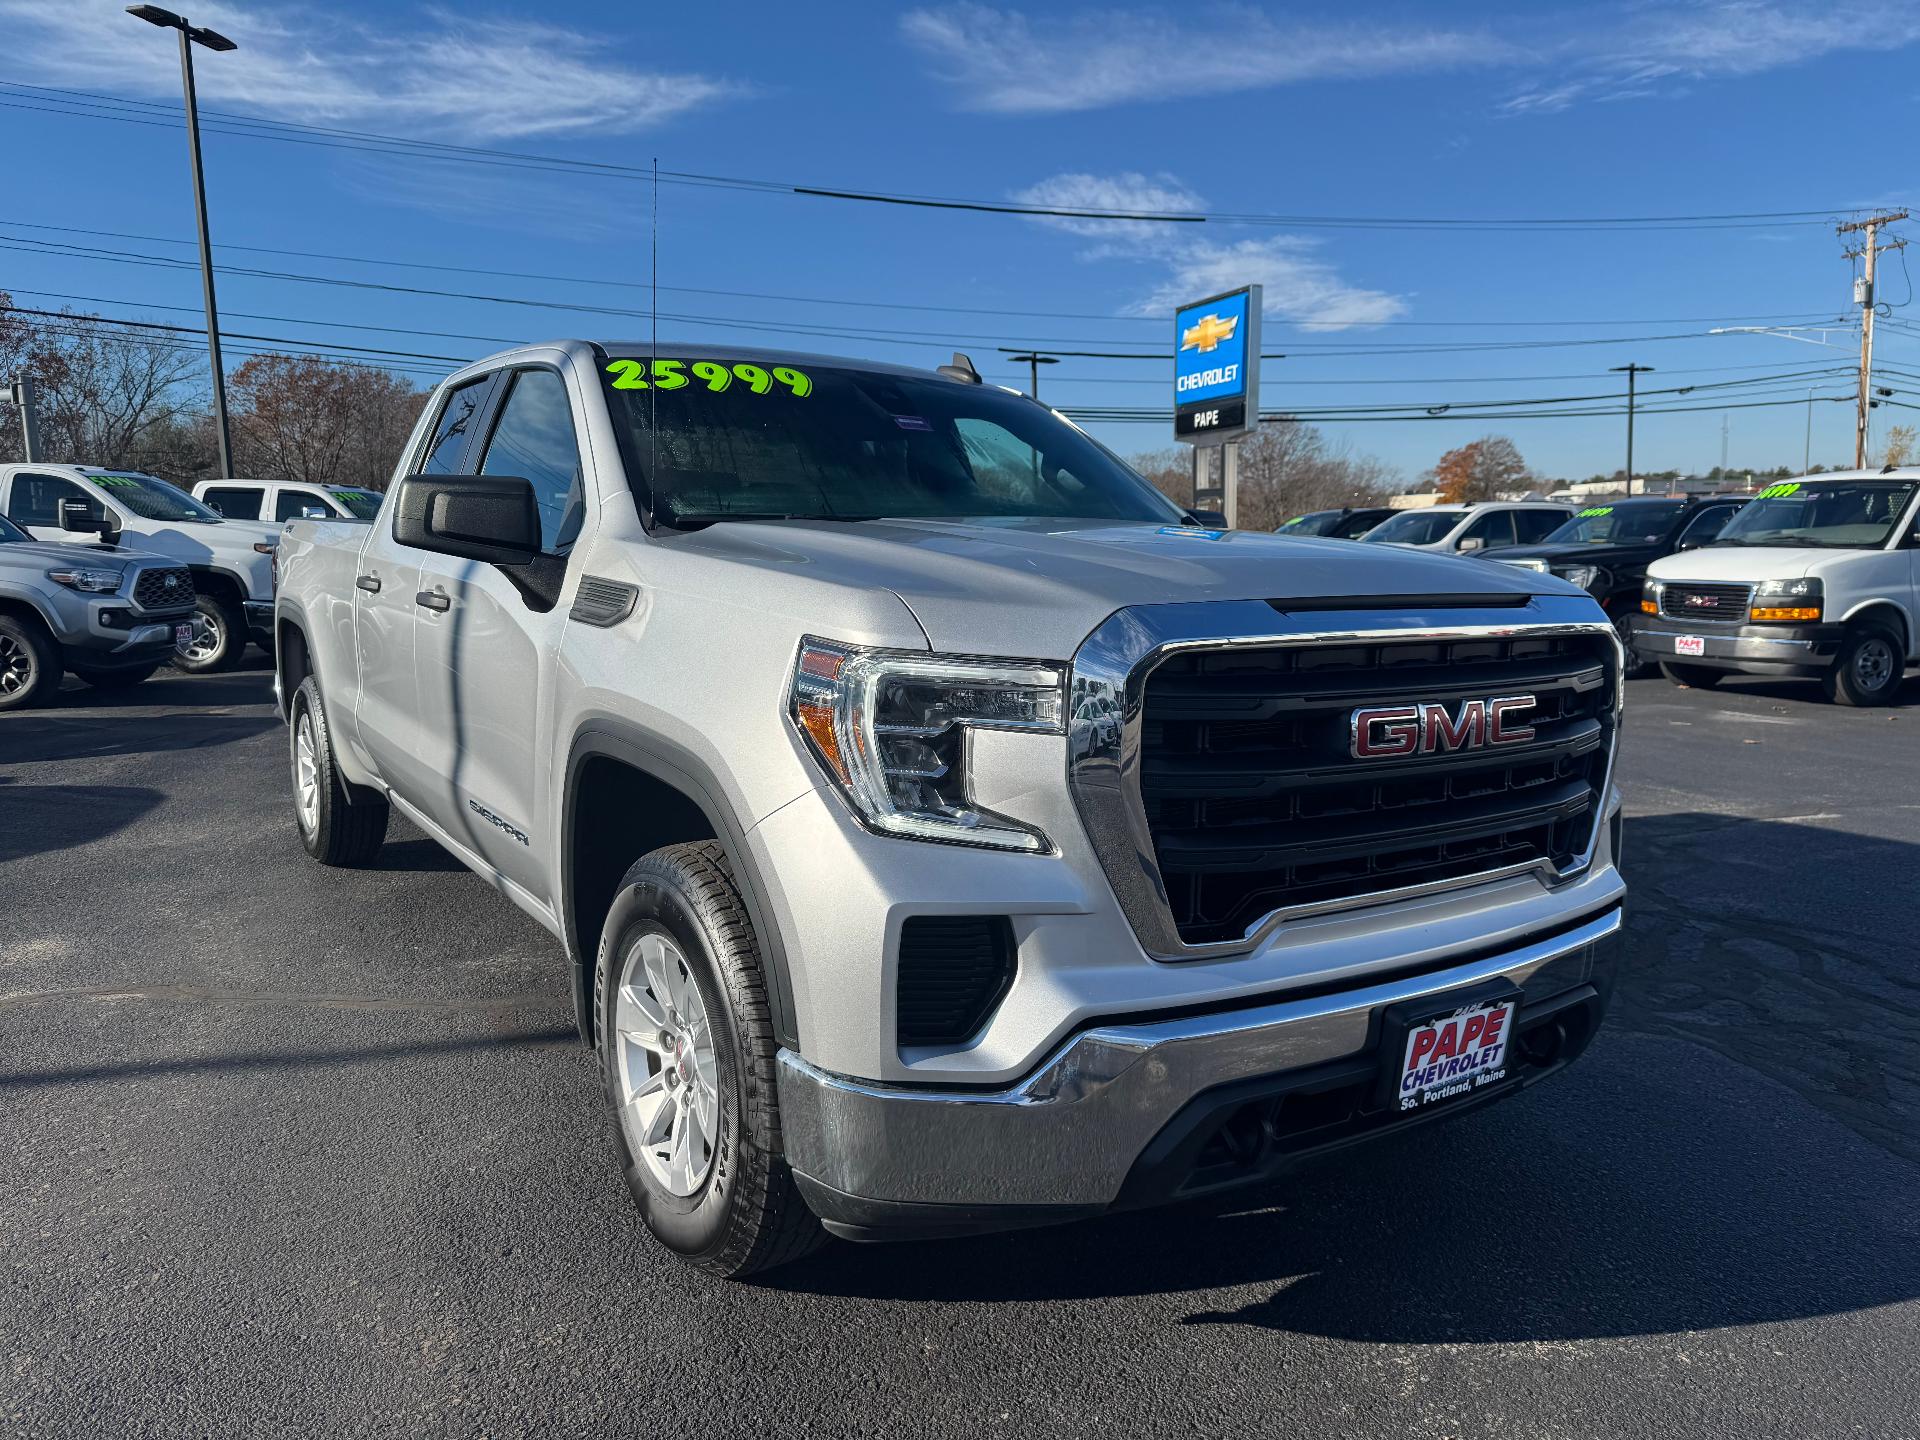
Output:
left=1140, top=633, right=1616, bottom=946
left=896, top=916, right=1015, bottom=1049
left=1660, top=583, right=1750, bottom=621
left=132, top=567, right=193, bottom=612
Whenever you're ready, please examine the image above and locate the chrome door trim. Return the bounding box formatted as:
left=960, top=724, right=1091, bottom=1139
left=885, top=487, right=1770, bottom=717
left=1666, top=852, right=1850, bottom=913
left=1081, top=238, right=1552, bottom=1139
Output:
left=1065, top=594, right=1623, bottom=961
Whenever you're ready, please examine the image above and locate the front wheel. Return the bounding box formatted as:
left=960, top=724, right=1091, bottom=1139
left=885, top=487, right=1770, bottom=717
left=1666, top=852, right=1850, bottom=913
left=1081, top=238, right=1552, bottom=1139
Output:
left=1824, top=624, right=1905, bottom=707
left=1658, top=662, right=1723, bottom=689
left=173, top=591, right=247, bottom=673
left=596, top=842, right=823, bottom=1278
left=0, top=613, right=60, bottom=711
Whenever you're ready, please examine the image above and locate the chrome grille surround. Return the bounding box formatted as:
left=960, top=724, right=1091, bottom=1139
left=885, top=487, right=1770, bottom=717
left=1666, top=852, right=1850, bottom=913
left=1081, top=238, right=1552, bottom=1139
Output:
left=1067, top=594, right=1622, bottom=961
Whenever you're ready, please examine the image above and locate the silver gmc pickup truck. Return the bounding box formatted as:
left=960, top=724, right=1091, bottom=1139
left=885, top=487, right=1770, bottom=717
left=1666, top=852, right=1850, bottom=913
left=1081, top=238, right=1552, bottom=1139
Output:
left=273, top=341, right=1626, bottom=1276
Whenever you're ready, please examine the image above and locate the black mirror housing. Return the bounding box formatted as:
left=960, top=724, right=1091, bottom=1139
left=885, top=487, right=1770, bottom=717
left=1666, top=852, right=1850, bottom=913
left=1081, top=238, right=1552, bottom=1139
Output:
left=1187, top=509, right=1230, bottom=529
left=392, top=474, right=542, bottom=567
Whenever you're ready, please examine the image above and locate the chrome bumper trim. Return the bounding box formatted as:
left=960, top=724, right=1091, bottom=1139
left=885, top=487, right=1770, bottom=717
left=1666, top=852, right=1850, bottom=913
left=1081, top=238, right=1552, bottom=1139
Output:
left=776, top=906, right=1621, bottom=1210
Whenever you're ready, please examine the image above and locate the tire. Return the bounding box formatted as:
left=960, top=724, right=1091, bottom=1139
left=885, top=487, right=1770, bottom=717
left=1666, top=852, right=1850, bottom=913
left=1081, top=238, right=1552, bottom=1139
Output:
left=1658, top=662, right=1723, bottom=689
left=1824, top=623, right=1905, bottom=707
left=1611, top=611, right=1650, bottom=680
left=289, top=675, right=389, bottom=865
left=596, top=842, right=823, bottom=1278
left=172, top=589, right=246, bottom=673
left=0, top=612, right=60, bottom=711
left=71, top=662, right=162, bottom=690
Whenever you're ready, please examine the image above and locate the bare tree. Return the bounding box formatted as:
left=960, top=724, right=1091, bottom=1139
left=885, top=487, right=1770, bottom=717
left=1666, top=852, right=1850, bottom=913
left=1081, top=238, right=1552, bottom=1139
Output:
left=1880, top=424, right=1916, bottom=468
left=1127, top=420, right=1398, bottom=529
left=230, top=354, right=426, bottom=489
left=0, top=304, right=206, bottom=469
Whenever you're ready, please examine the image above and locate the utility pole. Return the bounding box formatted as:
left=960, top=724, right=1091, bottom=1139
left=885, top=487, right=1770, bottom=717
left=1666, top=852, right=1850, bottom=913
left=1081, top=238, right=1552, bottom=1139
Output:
left=1837, top=210, right=1908, bottom=469
left=128, top=6, right=238, bottom=479
left=1805, top=388, right=1814, bottom=473
left=1720, top=413, right=1729, bottom=473
left=1610, top=363, right=1654, bottom=494
left=1006, top=351, right=1058, bottom=400
left=6, top=376, right=40, bottom=461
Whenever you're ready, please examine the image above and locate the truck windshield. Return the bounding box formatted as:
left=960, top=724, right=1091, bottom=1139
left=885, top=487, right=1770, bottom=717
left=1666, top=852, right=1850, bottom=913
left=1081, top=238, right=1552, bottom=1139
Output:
left=89, top=473, right=222, bottom=522
left=1361, top=510, right=1460, bottom=545
left=598, top=356, right=1183, bottom=525
left=328, top=487, right=383, bottom=519
left=1542, top=502, right=1684, bottom=545
left=1714, top=480, right=1917, bottom=548
left=0, top=513, right=27, bottom=542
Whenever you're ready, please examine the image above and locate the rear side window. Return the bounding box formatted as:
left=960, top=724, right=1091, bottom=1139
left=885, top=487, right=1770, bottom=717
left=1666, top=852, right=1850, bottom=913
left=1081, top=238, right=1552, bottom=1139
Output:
left=274, top=489, right=328, bottom=522
left=7, top=473, right=99, bottom=527
left=204, top=485, right=264, bottom=520
left=1513, top=509, right=1566, bottom=543
left=418, top=376, right=491, bottom=475
left=479, top=369, right=584, bottom=552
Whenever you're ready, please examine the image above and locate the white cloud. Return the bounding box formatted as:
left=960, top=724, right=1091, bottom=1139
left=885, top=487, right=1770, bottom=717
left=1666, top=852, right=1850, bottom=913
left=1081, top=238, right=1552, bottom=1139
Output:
left=904, top=1, right=1920, bottom=116
left=901, top=4, right=1514, bottom=114
left=0, top=0, right=739, bottom=139
left=1015, top=171, right=1406, bottom=331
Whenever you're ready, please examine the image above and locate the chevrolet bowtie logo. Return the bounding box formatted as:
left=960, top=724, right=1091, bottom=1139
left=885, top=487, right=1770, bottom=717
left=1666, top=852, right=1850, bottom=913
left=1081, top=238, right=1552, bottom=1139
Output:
left=1181, top=312, right=1238, bottom=353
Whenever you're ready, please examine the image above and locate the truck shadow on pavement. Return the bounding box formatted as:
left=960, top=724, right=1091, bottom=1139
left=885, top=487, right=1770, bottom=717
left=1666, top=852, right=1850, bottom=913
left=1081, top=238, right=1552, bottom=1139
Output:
left=0, top=781, right=164, bottom=862
left=771, top=811, right=1919, bottom=1342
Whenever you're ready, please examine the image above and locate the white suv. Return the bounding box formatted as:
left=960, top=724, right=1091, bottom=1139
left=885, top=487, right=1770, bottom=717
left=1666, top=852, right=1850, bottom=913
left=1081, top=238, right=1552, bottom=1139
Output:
left=1360, top=502, right=1573, bottom=554
left=194, top=478, right=382, bottom=525
left=1635, top=471, right=1919, bottom=705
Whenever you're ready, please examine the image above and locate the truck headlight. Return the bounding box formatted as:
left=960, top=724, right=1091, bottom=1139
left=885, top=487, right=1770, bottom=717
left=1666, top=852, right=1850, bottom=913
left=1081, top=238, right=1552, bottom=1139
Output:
left=1751, top=576, right=1822, bottom=622
left=1553, top=563, right=1605, bottom=592
left=1641, top=579, right=1662, bottom=614
left=789, top=638, right=1064, bottom=852
left=46, top=567, right=123, bottom=594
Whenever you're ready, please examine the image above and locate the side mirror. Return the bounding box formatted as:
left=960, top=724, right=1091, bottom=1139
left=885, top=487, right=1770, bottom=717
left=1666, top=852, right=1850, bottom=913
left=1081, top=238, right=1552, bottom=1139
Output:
left=391, top=474, right=541, bottom=567
left=59, top=497, right=111, bottom=535
left=1457, top=535, right=1486, bottom=552
left=301, top=506, right=329, bottom=520
left=1187, top=508, right=1229, bottom=529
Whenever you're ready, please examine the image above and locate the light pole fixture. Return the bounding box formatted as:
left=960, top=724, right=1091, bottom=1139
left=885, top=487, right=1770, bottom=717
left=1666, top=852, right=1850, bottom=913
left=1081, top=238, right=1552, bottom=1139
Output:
left=127, top=5, right=238, bottom=479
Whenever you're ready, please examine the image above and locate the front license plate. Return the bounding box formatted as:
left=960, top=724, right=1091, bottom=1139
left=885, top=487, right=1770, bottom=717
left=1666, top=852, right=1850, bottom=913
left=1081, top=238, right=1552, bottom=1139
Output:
left=1675, top=635, right=1706, bottom=657
left=1395, top=1000, right=1517, bottom=1113
left=175, top=622, right=194, bottom=647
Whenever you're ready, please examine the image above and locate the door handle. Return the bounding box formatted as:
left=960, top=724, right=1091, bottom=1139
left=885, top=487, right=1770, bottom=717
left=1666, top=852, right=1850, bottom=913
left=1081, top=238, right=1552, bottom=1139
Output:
left=355, top=574, right=381, bottom=594
left=415, top=588, right=451, bottom=612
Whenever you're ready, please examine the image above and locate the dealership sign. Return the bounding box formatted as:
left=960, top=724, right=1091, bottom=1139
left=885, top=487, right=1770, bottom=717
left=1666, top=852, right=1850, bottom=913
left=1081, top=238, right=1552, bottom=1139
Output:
left=1174, top=284, right=1261, bottom=444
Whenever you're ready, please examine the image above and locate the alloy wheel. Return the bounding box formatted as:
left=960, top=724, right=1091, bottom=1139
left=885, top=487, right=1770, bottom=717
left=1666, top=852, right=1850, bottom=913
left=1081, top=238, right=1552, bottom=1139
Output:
left=179, top=609, right=222, bottom=664
left=612, top=930, right=719, bottom=1197
left=0, top=633, right=33, bottom=697
left=293, top=711, right=320, bottom=834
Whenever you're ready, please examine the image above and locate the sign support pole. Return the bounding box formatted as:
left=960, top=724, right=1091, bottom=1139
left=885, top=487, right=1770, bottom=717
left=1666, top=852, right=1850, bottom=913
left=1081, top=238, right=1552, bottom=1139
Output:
left=1221, top=441, right=1239, bottom=529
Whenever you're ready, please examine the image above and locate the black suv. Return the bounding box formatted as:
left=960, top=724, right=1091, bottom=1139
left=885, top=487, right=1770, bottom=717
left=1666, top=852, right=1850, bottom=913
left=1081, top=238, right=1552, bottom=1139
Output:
left=1275, top=506, right=1396, bottom=539
left=1481, top=495, right=1748, bottom=674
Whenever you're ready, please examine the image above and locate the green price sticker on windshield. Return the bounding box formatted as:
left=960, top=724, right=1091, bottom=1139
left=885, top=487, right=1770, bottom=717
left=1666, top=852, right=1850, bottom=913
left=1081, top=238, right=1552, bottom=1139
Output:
left=1576, top=506, right=1614, bottom=518
left=607, top=359, right=812, bottom=397
left=96, top=474, right=144, bottom=487
left=1755, top=482, right=1801, bottom=499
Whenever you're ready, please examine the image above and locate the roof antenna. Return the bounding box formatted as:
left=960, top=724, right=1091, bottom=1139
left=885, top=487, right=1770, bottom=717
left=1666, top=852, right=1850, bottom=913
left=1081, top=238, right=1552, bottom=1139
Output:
left=938, top=351, right=982, bottom=384
left=649, top=155, right=659, bottom=523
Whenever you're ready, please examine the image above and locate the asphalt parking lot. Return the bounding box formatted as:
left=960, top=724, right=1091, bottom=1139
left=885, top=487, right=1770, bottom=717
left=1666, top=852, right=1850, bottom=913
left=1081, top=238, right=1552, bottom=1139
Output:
left=4, top=660, right=1918, bottom=1439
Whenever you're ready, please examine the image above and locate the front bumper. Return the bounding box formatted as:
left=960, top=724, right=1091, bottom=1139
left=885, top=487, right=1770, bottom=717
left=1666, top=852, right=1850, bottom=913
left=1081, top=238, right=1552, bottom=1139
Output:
left=777, top=906, right=1621, bottom=1241
left=1630, top=614, right=1842, bottom=677
left=66, top=596, right=194, bottom=664
left=244, top=599, right=274, bottom=634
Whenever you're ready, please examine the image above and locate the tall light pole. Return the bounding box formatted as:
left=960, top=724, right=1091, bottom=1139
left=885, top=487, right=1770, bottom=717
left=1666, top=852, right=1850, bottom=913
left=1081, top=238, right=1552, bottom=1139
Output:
left=1610, top=363, right=1654, bottom=495
left=1007, top=352, right=1059, bottom=399
left=127, top=5, right=237, bottom=478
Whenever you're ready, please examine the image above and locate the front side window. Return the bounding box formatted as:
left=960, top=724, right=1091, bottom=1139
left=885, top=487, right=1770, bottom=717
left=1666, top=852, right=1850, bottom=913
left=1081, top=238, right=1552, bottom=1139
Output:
left=7, top=473, right=97, bottom=527
left=598, top=355, right=1182, bottom=526
left=480, top=369, right=583, bottom=551
left=1716, top=480, right=1917, bottom=549
left=86, top=473, right=219, bottom=522
left=1674, top=504, right=1739, bottom=548
left=1513, top=509, right=1569, bottom=543
left=204, top=486, right=264, bottom=520
left=0, top=512, right=29, bottom=542
left=1461, top=511, right=1517, bottom=549
left=328, top=487, right=383, bottom=520
left=1362, top=510, right=1464, bottom=545
left=275, top=489, right=329, bottom=522
left=418, top=375, right=491, bottom=475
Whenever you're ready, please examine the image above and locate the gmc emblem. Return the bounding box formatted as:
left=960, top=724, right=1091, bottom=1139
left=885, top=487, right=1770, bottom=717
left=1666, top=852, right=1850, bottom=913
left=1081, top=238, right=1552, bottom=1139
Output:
left=1683, top=593, right=1718, bottom=608
left=1350, top=696, right=1537, bottom=759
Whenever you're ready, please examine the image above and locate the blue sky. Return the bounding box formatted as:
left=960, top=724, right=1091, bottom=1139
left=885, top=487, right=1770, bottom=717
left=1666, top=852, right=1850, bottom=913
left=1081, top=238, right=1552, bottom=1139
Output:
left=4, top=0, right=1919, bottom=482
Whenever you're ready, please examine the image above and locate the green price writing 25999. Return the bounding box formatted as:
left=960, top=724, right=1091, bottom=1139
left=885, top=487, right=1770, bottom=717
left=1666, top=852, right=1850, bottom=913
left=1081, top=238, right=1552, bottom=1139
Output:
left=606, top=359, right=812, bottom=397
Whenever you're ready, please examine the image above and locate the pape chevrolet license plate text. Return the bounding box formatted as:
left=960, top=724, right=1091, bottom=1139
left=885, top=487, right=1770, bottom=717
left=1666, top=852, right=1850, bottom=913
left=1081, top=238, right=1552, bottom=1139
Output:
left=1398, top=1000, right=1516, bottom=1111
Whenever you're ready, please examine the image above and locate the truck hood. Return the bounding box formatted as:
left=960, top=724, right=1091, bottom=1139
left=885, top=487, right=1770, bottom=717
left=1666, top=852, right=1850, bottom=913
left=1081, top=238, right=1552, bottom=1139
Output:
left=0, top=539, right=178, bottom=569
left=1486, top=542, right=1659, bottom=569
left=1645, top=545, right=1829, bottom=583
left=672, top=516, right=1572, bottom=658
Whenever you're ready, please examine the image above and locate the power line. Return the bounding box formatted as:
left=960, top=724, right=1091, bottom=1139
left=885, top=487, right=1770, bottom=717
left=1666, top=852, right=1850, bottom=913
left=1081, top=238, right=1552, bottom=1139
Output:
left=1, top=80, right=1893, bottom=234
